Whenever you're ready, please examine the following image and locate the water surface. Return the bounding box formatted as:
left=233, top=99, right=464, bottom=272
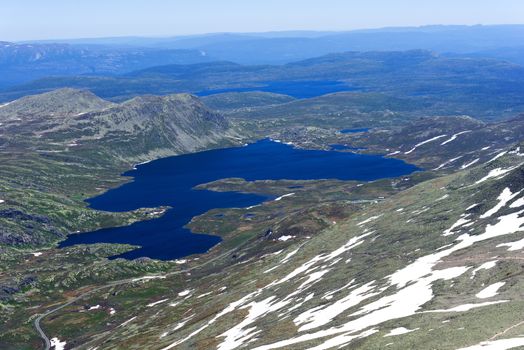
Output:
left=340, top=128, right=370, bottom=134
left=60, top=139, right=418, bottom=260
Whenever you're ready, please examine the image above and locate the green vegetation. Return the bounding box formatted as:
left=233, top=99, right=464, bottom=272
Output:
left=3, top=51, right=524, bottom=120
left=1, top=84, right=524, bottom=349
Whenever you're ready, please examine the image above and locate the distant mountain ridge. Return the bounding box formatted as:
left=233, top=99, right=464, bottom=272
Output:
left=0, top=41, right=213, bottom=89
left=4, top=50, right=524, bottom=120
left=2, top=24, right=523, bottom=91
left=22, top=25, right=524, bottom=64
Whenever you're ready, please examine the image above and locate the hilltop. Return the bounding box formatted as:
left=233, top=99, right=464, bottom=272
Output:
left=3, top=50, right=524, bottom=120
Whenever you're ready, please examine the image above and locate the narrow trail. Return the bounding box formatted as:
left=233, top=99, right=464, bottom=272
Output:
left=489, top=320, right=524, bottom=341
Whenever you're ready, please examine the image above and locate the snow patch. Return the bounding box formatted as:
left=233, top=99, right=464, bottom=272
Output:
left=147, top=299, right=168, bottom=307
left=437, top=194, right=450, bottom=201
left=178, top=289, right=192, bottom=297
left=457, top=336, right=524, bottom=350
left=50, top=337, right=66, bottom=350
left=357, top=215, right=382, bottom=226
left=443, top=215, right=472, bottom=236
left=384, top=327, right=419, bottom=337
left=435, top=156, right=463, bottom=170
left=461, top=158, right=480, bottom=169
left=405, top=135, right=447, bottom=154
left=475, top=167, right=518, bottom=185
left=427, top=300, right=508, bottom=312
left=440, top=131, right=471, bottom=145
left=470, top=260, right=497, bottom=279
left=119, top=316, right=137, bottom=327
left=280, top=248, right=300, bottom=264
left=480, top=188, right=521, bottom=219
left=487, top=151, right=508, bottom=164
left=476, top=282, right=505, bottom=299
left=466, top=203, right=480, bottom=211
left=274, top=193, right=295, bottom=201
left=497, top=238, right=524, bottom=251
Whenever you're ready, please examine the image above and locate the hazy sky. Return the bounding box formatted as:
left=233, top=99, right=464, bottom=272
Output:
left=2, top=0, right=524, bottom=41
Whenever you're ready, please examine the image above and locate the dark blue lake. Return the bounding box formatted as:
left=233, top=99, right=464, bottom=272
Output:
left=59, top=139, right=418, bottom=260
left=197, top=80, right=356, bottom=99
left=340, top=128, right=370, bottom=134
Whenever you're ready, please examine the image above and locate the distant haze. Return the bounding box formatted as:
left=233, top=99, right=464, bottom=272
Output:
left=2, top=0, right=524, bottom=41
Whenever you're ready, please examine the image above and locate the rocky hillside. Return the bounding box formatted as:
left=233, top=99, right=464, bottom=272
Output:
left=0, top=88, right=115, bottom=121
left=2, top=88, right=524, bottom=350
left=53, top=146, right=524, bottom=350
left=1, top=88, right=231, bottom=160
left=0, top=89, right=235, bottom=247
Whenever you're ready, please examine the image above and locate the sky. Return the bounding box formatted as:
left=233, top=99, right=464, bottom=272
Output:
left=1, top=0, right=524, bottom=41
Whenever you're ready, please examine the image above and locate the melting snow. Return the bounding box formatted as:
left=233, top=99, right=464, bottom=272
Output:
left=119, top=317, right=137, bottom=327
left=280, top=248, right=300, bottom=264
left=470, top=260, right=497, bottom=279
left=476, top=282, right=505, bottom=299
left=443, top=215, right=472, bottom=236
left=457, top=337, right=524, bottom=350
left=461, top=159, right=480, bottom=169
left=217, top=297, right=293, bottom=350
left=497, top=238, right=524, bottom=251
left=428, top=300, right=508, bottom=312
left=357, top=215, right=382, bottom=226
left=88, top=304, right=101, bottom=310
left=32, top=252, right=43, bottom=257
left=487, top=151, right=508, bottom=164
left=294, top=281, right=378, bottom=331
left=384, top=327, right=419, bottom=337
left=164, top=196, right=524, bottom=350
left=147, top=299, right=169, bottom=307
left=466, top=203, right=480, bottom=211
left=435, top=156, right=463, bottom=170
left=178, top=289, right=192, bottom=297
left=278, top=235, right=296, bottom=242
left=303, top=329, right=379, bottom=350
left=475, top=167, right=518, bottom=185
left=50, top=337, right=66, bottom=350
left=510, top=197, right=524, bottom=208
left=274, top=193, right=295, bottom=201
left=441, top=131, right=471, bottom=145
left=480, top=188, right=521, bottom=218
left=405, top=135, right=447, bottom=154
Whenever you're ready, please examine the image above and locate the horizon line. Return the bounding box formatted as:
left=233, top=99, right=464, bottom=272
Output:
left=11, top=23, right=524, bottom=43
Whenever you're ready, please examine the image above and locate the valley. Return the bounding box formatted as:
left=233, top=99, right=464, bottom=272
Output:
left=1, top=85, right=524, bottom=349
left=1, top=25, right=524, bottom=350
